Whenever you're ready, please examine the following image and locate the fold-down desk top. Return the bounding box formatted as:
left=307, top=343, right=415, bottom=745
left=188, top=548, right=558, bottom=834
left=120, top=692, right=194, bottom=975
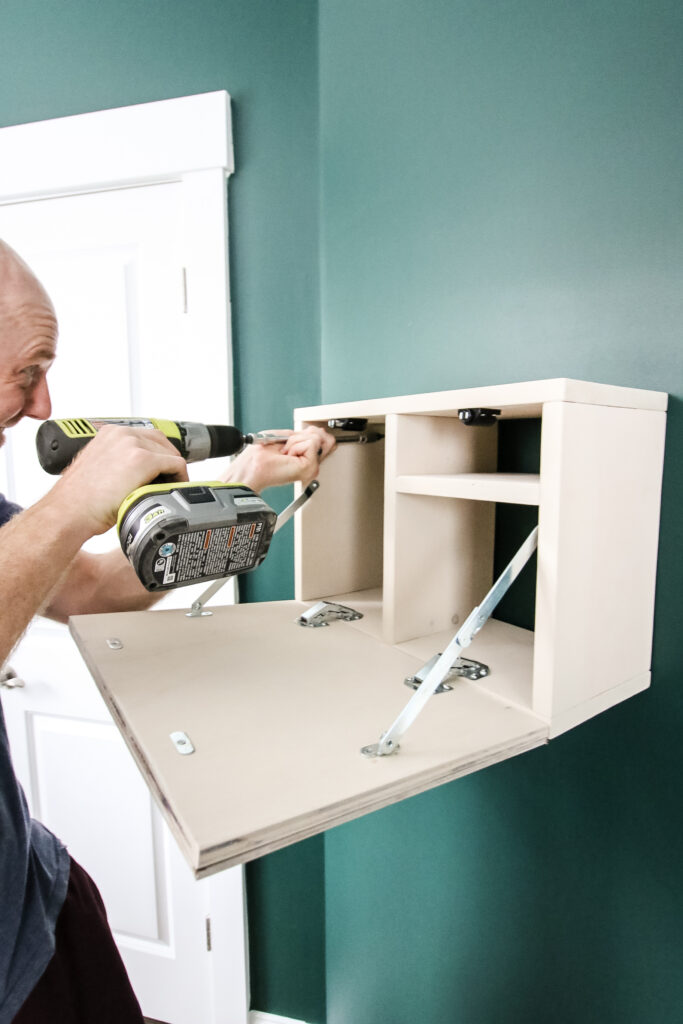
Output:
left=70, top=602, right=547, bottom=877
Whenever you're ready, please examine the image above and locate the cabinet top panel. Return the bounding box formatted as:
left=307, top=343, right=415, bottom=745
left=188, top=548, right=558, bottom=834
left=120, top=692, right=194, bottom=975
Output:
left=296, top=378, right=668, bottom=421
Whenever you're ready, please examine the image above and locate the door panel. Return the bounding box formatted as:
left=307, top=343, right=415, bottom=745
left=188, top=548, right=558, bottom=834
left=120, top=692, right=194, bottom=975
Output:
left=31, top=715, right=161, bottom=940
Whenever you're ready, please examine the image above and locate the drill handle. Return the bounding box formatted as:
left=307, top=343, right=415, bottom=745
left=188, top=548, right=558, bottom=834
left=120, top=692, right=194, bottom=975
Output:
left=36, top=419, right=95, bottom=474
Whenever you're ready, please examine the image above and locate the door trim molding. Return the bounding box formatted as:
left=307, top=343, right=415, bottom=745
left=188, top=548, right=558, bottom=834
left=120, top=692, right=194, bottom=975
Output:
left=0, top=92, right=233, bottom=203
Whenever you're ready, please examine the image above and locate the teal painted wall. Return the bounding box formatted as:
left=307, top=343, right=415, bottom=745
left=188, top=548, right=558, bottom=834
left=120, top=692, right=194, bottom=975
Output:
left=4, top=3, right=683, bottom=1021
left=0, top=3, right=325, bottom=1020
left=320, top=2, right=683, bottom=1023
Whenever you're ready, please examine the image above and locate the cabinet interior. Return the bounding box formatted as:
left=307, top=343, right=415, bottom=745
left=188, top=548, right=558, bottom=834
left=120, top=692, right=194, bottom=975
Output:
left=297, top=407, right=544, bottom=723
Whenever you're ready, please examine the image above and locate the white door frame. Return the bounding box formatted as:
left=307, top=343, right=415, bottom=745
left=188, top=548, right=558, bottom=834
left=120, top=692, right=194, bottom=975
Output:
left=0, top=91, right=234, bottom=199
left=0, top=93, right=249, bottom=1023
left=0, top=91, right=235, bottom=429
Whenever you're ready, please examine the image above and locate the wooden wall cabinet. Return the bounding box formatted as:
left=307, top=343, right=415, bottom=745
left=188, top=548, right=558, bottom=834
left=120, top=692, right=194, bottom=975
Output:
left=71, top=379, right=667, bottom=877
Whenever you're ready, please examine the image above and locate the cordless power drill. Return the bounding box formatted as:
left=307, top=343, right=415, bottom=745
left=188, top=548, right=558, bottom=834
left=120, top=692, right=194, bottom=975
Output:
left=35, top=417, right=280, bottom=593
left=36, top=416, right=261, bottom=474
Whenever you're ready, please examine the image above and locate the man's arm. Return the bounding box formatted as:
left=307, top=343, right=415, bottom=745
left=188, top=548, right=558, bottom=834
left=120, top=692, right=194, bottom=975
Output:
left=41, top=549, right=157, bottom=623
left=42, top=425, right=335, bottom=622
left=0, top=426, right=187, bottom=661
left=0, top=496, right=97, bottom=659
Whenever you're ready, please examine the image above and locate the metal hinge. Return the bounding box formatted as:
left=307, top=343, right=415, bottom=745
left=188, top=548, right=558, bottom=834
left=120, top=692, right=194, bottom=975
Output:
left=205, top=916, right=212, bottom=952
left=297, top=601, right=363, bottom=628
left=404, top=655, right=489, bottom=692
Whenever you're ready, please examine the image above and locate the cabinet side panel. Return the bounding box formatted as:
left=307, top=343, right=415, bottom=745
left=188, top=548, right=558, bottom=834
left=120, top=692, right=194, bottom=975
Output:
left=295, top=432, right=385, bottom=601
left=533, top=402, right=666, bottom=723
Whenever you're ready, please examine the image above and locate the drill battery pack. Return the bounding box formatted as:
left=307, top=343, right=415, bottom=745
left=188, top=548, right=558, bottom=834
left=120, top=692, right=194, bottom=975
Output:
left=118, top=482, right=277, bottom=592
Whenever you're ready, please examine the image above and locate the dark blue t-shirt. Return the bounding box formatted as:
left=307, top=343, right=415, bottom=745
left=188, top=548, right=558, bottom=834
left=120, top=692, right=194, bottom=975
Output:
left=0, top=494, right=70, bottom=1022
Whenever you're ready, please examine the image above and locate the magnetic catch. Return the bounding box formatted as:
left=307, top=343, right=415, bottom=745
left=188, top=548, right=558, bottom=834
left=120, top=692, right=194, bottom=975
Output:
left=458, top=407, right=500, bottom=426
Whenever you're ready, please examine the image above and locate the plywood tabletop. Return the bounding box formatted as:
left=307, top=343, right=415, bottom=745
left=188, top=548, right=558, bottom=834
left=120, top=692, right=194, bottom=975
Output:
left=70, top=601, right=547, bottom=876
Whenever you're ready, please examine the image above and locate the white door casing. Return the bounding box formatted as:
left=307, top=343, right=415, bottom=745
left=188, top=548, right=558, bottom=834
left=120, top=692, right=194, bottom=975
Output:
left=0, top=95, right=249, bottom=1024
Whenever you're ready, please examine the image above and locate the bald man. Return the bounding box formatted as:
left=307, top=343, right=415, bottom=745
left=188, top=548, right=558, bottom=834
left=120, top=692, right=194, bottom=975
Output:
left=0, top=240, right=333, bottom=1023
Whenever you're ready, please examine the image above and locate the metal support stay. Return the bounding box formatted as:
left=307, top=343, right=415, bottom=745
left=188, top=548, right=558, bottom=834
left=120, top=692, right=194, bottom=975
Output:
left=186, top=481, right=320, bottom=617
left=361, top=525, right=539, bottom=758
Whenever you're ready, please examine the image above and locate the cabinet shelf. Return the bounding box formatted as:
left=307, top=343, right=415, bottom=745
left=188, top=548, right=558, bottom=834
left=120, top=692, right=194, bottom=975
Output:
left=395, top=473, right=541, bottom=505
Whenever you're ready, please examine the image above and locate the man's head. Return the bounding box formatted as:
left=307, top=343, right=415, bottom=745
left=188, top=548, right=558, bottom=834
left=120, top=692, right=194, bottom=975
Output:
left=0, top=241, right=57, bottom=446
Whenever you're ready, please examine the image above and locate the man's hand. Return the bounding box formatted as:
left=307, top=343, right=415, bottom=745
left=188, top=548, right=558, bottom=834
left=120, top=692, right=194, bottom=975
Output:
left=49, top=426, right=188, bottom=538
left=222, top=425, right=335, bottom=492
left=39, top=425, right=332, bottom=624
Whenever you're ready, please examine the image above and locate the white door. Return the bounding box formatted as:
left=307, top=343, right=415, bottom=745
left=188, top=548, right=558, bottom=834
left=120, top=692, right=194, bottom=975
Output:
left=0, top=184, right=248, bottom=1023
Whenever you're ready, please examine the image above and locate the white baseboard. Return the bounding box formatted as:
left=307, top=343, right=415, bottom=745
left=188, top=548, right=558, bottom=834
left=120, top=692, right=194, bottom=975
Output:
left=250, top=1012, right=308, bottom=1024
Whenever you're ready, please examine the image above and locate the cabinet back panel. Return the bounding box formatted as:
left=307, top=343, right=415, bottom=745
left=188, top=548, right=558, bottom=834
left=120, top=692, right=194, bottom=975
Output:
left=386, top=493, right=495, bottom=645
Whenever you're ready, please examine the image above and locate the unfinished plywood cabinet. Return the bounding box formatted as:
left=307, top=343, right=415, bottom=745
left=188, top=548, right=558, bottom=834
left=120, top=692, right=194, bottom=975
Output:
left=70, top=379, right=667, bottom=877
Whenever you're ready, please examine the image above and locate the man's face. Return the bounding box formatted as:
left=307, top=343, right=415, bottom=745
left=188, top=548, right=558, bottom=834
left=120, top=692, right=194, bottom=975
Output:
left=0, top=246, right=57, bottom=447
